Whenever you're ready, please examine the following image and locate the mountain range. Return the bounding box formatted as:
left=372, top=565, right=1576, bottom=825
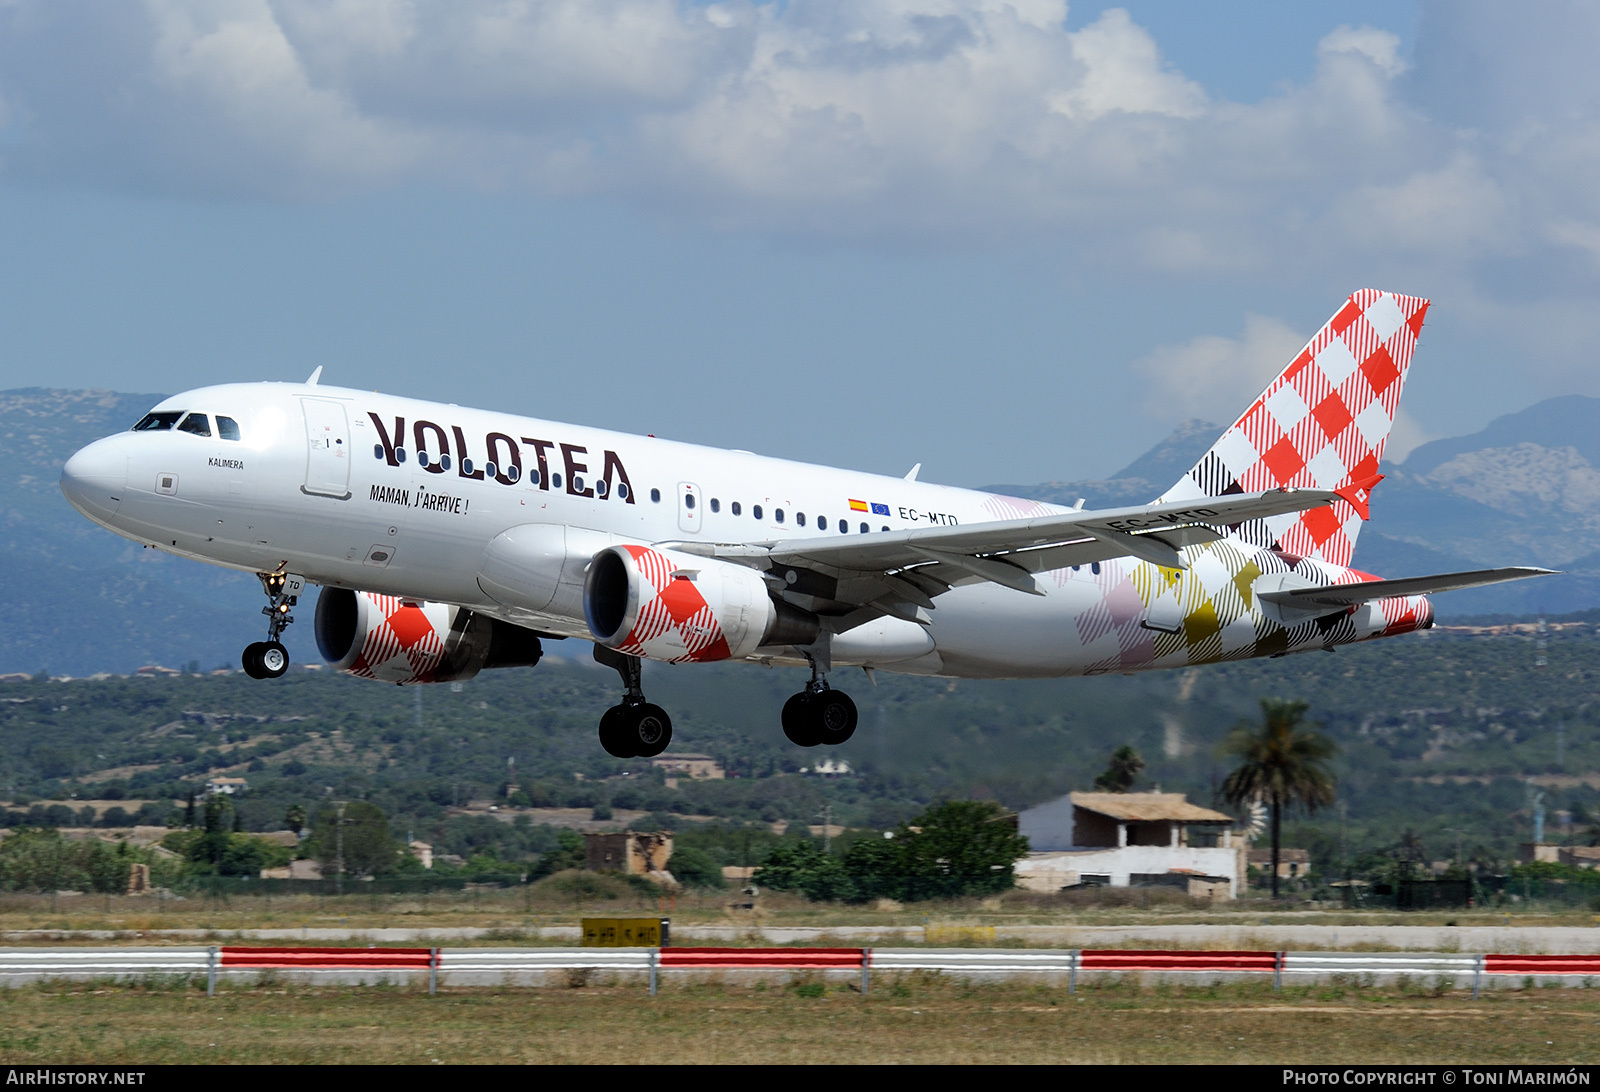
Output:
left=4, top=388, right=1597, bottom=673
left=988, top=394, right=1600, bottom=618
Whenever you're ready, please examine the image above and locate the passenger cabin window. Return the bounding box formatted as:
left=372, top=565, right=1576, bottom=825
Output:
left=753, top=505, right=763, bottom=520
left=774, top=509, right=784, bottom=523
left=709, top=498, right=720, bottom=513
left=216, top=416, right=241, bottom=441
left=731, top=501, right=742, bottom=516
left=177, top=413, right=211, bottom=437
left=860, top=522, right=869, bottom=534
left=795, top=512, right=805, bottom=527
left=817, top=515, right=827, bottom=530
left=133, top=411, right=183, bottom=432
left=650, top=488, right=661, bottom=503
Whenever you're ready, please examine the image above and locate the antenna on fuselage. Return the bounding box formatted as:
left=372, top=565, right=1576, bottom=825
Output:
left=306, top=366, right=323, bottom=387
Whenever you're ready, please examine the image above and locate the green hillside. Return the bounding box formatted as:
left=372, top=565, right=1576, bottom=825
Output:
left=3, top=623, right=1595, bottom=876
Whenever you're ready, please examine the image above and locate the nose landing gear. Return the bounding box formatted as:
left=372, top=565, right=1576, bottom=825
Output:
left=593, top=645, right=673, bottom=759
left=781, top=656, right=857, bottom=747
left=242, top=572, right=300, bottom=680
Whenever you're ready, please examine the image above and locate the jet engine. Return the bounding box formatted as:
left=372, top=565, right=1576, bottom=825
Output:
left=584, top=544, right=818, bottom=662
left=314, top=587, right=544, bottom=684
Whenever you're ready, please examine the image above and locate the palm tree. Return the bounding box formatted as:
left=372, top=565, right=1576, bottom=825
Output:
left=1220, top=698, right=1337, bottom=899
left=1094, top=745, right=1145, bottom=793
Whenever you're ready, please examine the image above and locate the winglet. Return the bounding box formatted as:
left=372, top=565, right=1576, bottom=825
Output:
left=306, top=366, right=323, bottom=387
left=1334, top=473, right=1385, bottom=520
left=904, top=463, right=921, bottom=482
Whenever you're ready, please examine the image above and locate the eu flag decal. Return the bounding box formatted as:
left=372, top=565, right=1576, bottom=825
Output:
left=870, top=502, right=891, bottom=516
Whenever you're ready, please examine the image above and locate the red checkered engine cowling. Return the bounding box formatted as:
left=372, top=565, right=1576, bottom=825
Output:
left=314, top=588, right=494, bottom=685
left=584, top=544, right=778, bottom=664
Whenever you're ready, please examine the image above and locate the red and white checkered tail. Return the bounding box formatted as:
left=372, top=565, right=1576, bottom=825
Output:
left=1159, top=290, right=1429, bottom=568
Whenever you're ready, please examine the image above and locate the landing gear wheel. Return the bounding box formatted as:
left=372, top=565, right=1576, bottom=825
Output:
left=625, top=703, right=673, bottom=758
left=591, top=646, right=675, bottom=759
left=241, top=642, right=268, bottom=679
left=258, top=640, right=289, bottom=679
left=245, top=571, right=300, bottom=682
left=598, top=705, right=635, bottom=758
left=782, top=692, right=822, bottom=747
left=813, top=689, right=858, bottom=745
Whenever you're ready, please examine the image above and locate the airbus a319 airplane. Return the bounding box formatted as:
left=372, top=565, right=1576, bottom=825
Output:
left=60, top=290, right=1549, bottom=758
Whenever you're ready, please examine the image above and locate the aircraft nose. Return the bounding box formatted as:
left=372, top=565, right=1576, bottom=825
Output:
left=60, top=438, right=128, bottom=524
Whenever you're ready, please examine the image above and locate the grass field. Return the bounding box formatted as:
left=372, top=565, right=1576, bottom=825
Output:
left=0, top=883, right=1594, bottom=941
left=0, top=976, right=1594, bottom=1065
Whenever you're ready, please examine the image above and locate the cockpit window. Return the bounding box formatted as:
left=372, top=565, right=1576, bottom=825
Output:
left=132, top=411, right=183, bottom=432
left=216, top=416, right=241, bottom=441
left=177, top=413, right=211, bottom=437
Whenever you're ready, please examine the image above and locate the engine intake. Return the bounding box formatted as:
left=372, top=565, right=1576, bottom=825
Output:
left=314, top=587, right=543, bottom=684
left=584, top=544, right=817, bottom=662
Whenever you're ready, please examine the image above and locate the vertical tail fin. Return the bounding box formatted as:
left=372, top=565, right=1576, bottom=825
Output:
left=1160, top=290, right=1429, bottom=568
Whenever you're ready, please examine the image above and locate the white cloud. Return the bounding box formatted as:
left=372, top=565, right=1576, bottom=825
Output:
left=0, top=0, right=1591, bottom=294
left=1334, top=154, right=1511, bottom=257
left=1130, top=313, right=1307, bottom=425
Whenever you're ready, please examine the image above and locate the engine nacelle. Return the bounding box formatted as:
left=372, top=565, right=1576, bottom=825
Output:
left=584, top=544, right=818, bottom=662
left=314, top=587, right=544, bottom=684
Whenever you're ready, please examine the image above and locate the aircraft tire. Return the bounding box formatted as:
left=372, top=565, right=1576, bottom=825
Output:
left=259, top=641, right=290, bottom=679
left=781, top=692, right=822, bottom=747
left=598, top=706, right=635, bottom=758
left=627, top=703, right=673, bottom=759
left=241, top=642, right=268, bottom=679
left=814, top=690, right=858, bottom=746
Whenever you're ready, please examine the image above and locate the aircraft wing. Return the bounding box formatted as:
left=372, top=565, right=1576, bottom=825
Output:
left=663, top=487, right=1348, bottom=622
left=1256, top=567, right=1556, bottom=608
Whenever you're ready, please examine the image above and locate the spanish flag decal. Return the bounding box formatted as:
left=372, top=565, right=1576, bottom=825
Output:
left=848, top=499, right=869, bottom=512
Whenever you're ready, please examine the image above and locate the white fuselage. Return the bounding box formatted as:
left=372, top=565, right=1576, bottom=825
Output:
left=60, top=381, right=1430, bottom=679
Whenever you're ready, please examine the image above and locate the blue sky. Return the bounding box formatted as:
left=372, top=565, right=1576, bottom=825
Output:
left=2, top=1, right=1596, bottom=487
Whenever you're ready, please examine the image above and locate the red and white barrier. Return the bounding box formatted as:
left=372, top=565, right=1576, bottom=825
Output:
left=0, top=946, right=1595, bottom=993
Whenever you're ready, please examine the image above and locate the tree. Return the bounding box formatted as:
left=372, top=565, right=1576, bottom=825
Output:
left=284, top=804, right=306, bottom=837
left=1220, top=698, right=1337, bottom=899
left=190, top=793, right=234, bottom=868
left=527, top=829, right=585, bottom=880
left=304, top=801, right=399, bottom=878
left=755, top=840, right=856, bottom=902
left=1093, top=745, right=1145, bottom=793
left=666, top=847, right=725, bottom=890
left=0, top=829, right=131, bottom=893
left=887, top=800, right=1032, bottom=901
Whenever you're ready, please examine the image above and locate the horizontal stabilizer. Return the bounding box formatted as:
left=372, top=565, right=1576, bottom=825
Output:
left=1258, top=567, right=1556, bottom=608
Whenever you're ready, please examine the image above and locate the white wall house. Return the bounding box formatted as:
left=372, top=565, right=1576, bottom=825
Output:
left=1015, top=792, right=1241, bottom=899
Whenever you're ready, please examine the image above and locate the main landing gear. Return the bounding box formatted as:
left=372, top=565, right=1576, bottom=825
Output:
left=242, top=572, right=297, bottom=680
left=593, top=645, right=673, bottom=759
left=781, top=657, right=857, bottom=748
